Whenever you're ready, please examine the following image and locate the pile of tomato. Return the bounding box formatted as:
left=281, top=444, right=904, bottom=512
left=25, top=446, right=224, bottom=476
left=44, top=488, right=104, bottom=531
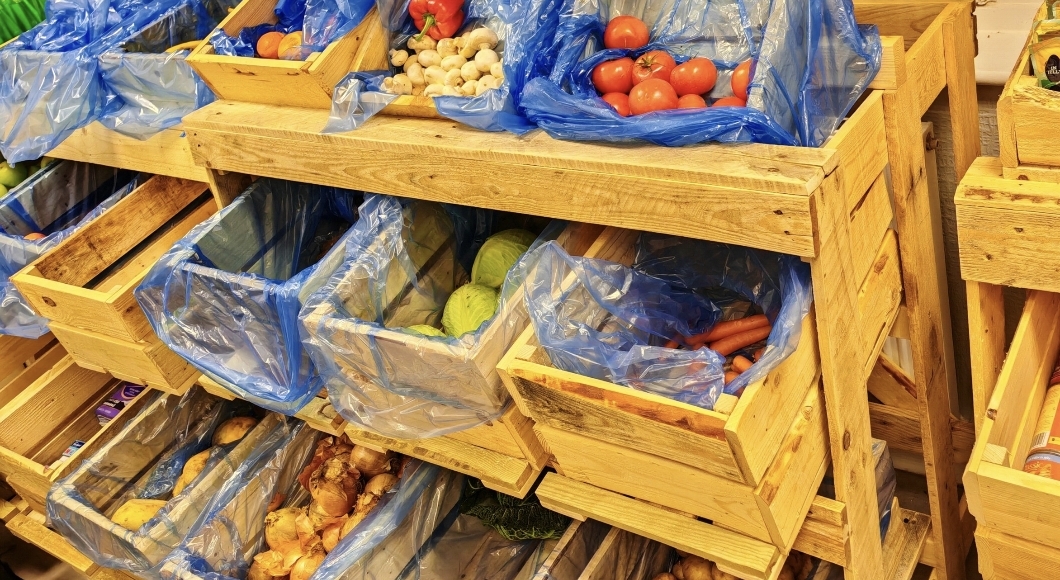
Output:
left=591, top=15, right=754, bottom=116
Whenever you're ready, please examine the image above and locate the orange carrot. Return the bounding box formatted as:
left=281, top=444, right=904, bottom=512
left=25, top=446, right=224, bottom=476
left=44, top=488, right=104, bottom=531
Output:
left=724, top=371, right=740, bottom=384
left=687, top=314, right=769, bottom=344
left=688, top=340, right=706, bottom=351
left=709, top=325, right=772, bottom=356
left=753, top=347, right=764, bottom=361
left=664, top=339, right=680, bottom=349
left=732, top=355, right=753, bottom=373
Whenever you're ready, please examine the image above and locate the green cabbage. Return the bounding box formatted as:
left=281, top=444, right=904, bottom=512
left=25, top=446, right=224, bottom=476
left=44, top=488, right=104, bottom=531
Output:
left=442, top=284, right=499, bottom=337
left=406, top=324, right=446, bottom=337
left=471, top=229, right=536, bottom=288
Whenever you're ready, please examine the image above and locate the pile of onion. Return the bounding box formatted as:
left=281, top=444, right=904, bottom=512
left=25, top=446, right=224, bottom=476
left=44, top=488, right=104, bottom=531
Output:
left=248, top=435, right=400, bottom=580
left=654, top=551, right=812, bottom=580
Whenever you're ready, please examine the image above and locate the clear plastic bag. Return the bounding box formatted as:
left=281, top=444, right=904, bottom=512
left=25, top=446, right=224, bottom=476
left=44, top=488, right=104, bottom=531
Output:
left=322, top=0, right=565, bottom=134
left=158, top=420, right=319, bottom=579
left=518, top=0, right=881, bottom=147
left=0, top=160, right=138, bottom=338
left=523, top=232, right=812, bottom=411
left=0, top=0, right=190, bottom=162
left=299, top=194, right=560, bottom=437
left=135, top=179, right=364, bottom=415
left=206, top=0, right=374, bottom=59
left=47, top=386, right=281, bottom=573
left=97, top=0, right=234, bottom=139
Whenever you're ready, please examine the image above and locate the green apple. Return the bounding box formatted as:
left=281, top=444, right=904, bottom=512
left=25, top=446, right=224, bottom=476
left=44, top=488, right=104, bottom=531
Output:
left=0, top=184, right=8, bottom=197
left=0, top=162, right=27, bottom=188
left=40, top=156, right=55, bottom=168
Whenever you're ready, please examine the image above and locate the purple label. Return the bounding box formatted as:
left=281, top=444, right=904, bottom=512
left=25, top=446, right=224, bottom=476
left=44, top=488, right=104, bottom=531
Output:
left=96, top=384, right=145, bottom=425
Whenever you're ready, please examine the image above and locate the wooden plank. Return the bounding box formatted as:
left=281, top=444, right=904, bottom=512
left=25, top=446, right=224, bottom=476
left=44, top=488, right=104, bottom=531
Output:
left=997, top=29, right=1031, bottom=169
left=1009, top=75, right=1060, bottom=168
left=920, top=496, right=975, bottom=569
left=534, top=424, right=773, bottom=544
left=974, top=527, right=1060, bottom=580
left=293, top=394, right=346, bottom=436
left=966, top=281, right=1006, bottom=433
left=343, top=423, right=539, bottom=498
left=49, top=322, right=199, bottom=394
left=204, top=169, right=252, bottom=209
left=446, top=407, right=533, bottom=462
left=534, top=473, right=782, bottom=580
left=853, top=2, right=948, bottom=50
left=47, top=122, right=208, bottom=182
left=0, top=344, right=66, bottom=409
left=531, top=520, right=610, bottom=580
left=942, top=2, right=981, bottom=181
left=7, top=513, right=99, bottom=574
left=846, top=172, right=893, bottom=291
left=857, top=231, right=903, bottom=377
left=580, top=527, right=671, bottom=580
left=808, top=168, right=883, bottom=579
left=792, top=497, right=848, bottom=566
left=868, top=403, right=974, bottom=464
left=904, top=9, right=946, bottom=116
left=883, top=69, right=963, bottom=580
left=881, top=506, right=931, bottom=580
left=0, top=334, right=54, bottom=375
left=866, top=37, right=907, bottom=90
left=867, top=353, right=918, bottom=411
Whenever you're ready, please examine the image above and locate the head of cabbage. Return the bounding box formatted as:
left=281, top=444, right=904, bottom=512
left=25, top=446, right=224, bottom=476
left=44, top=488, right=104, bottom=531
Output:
left=405, top=324, right=446, bottom=337
left=471, top=229, right=536, bottom=289
left=442, top=284, right=499, bottom=337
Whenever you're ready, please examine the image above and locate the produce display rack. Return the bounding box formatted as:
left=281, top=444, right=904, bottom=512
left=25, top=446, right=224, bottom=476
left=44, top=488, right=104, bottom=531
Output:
left=956, top=5, right=1060, bottom=579
left=168, top=2, right=982, bottom=579
left=46, top=122, right=208, bottom=184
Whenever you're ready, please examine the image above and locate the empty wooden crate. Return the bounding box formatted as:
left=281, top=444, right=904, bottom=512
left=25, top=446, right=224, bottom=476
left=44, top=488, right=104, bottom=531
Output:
left=11, top=176, right=217, bottom=392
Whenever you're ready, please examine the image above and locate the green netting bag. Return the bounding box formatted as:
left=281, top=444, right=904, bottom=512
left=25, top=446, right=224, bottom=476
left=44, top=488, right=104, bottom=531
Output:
left=0, top=0, right=46, bottom=44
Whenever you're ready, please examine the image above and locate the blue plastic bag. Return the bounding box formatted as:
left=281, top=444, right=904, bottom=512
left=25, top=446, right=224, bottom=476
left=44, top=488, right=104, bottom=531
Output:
left=523, top=232, right=812, bottom=411
left=207, top=0, right=373, bottom=59
left=299, top=194, right=561, bottom=438
left=47, top=386, right=279, bottom=573
left=519, top=0, right=881, bottom=147
left=0, top=160, right=138, bottom=338
left=97, top=0, right=235, bottom=139
left=0, top=0, right=189, bottom=161
left=136, top=179, right=364, bottom=415
left=323, top=0, right=565, bottom=134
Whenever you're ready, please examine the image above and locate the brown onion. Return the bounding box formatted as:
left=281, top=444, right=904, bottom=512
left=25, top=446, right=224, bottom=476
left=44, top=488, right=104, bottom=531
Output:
left=252, top=550, right=292, bottom=577
left=364, top=473, right=398, bottom=497
left=290, top=545, right=326, bottom=580
left=310, top=477, right=354, bottom=517
left=264, top=507, right=303, bottom=554
left=322, top=519, right=344, bottom=552
left=307, top=500, right=344, bottom=531
left=349, top=445, right=395, bottom=478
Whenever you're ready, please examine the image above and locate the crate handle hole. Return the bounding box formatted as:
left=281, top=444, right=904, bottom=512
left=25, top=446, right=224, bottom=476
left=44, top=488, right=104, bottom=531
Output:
left=42, top=297, right=56, bottom=307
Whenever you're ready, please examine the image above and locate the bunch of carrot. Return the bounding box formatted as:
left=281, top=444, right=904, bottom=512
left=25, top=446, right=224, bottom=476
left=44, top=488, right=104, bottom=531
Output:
left=664, top=313, right=772, bottom=384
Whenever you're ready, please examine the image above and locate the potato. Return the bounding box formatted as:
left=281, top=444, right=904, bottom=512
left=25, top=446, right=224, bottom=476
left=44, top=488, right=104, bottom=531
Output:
left=212, top=416, right=258, bottom=446
left=112, top=499, right=167, bottom=530
left=174, top=448, right=212, bottom=495
left=652, top=574, right=677, bottom=580
left=681, top=556, right=713, bottom=580
left=778, top=565, right=796, bottom=580
left=710, top=565, right=737, bottom=580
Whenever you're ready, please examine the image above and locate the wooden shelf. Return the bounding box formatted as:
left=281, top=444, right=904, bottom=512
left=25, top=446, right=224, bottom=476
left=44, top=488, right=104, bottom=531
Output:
left=46, top=122, right=208, bottom=183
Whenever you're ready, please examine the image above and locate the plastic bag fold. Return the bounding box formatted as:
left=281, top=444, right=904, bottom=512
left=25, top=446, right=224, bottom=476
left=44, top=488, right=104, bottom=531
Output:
left=520, top=0, right=881, bottom=146
left=0, top=160, right=138, bottom=338
left=300, top=194, right=559, bottom=438
left=0, top=0, right=190, bottom=161
left=136, top=179, right=364, bottom=415
left=47, top=386, right=278, bottom=573
left=523, top=232, right=812, bottom=411
left=323, top=0, right=565, bottom=134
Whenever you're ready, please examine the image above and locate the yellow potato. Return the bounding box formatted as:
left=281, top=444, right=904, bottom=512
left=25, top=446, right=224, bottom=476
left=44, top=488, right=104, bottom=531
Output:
left=174, top=448, right=212, bottom=495
left=212, top=416, right=258, bottom=446
left=112, top=499, right=167, bottom=530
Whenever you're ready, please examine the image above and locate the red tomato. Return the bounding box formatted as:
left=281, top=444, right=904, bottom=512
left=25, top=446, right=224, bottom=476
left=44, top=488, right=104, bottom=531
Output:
left=602, top=92, right=631, bottom=116
left=678, top=94, right=706, bottom=109
left=592, top=57, right=635, bottom=94
left=712, top=96, right=746, bottom=107
left=670, top=57, right=717, bottom=96
left=628, top=79, right=678, bottom=115
left=632, top=50, right=676, bottom=85
left=731, top=59, right=755, bottom=100
left=604, top=15, right=650, bottom=50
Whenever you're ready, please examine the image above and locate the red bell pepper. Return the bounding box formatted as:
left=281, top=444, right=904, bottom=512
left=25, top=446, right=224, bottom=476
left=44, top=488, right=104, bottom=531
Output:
left=409, top=0, right=464, bottom=41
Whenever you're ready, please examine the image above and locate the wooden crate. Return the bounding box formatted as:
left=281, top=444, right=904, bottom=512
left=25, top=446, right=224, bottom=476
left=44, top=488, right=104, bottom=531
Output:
left=47, top=122, right=208, bottom=183
left=197, top=374, right=346, bottom=435
left=298, top=219, right=603, bottom=497
left=11, top=176, right=218, bottom=392
left=186, top=1, right=388, bottom=109
left=498, top=225, right=826, bottom=550
left=964, top=289, right=1060, bottom=578
left=4, top=504, right=138, bottom=579
left=0, top=351, right=149, bottom=515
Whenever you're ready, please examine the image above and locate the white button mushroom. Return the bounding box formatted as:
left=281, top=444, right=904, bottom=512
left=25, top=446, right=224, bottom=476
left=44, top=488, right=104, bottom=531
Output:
left=460, top=61, right=481, bottom=82
left=406, top=62, right=426, bottom=87
left=417, top=49, right=441, bottom=68
left=440, top=54, right=467, bottom=72
left=423, top=65, right=447, bottom=86
left=403, top=57, right=419, bottom=73
left=436, top=38, right=458, bottom=57
left=442, top=85, right=461, bottom=96
left=474, top=48, right=499, bottom=73
left=407, top=36, right=437, bottom=52
left=389, top=49, right=409, bottom=67
left=489, top=61, right=504, bottom=80
left=467, top=28, right=499, bottom=51
left=424, top=84, right=446, bottom=96
left=382, top=74, right=413, bottom=95
left=444, top=68, right=464, bottom=87
left=461, top=79, right=479, bottom=96
left=478, top=74, right=501, bottom=90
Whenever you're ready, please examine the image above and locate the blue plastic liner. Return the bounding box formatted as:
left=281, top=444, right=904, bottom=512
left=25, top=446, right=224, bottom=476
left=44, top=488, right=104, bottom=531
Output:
left=518, top=0, right=882, bottom=147
left=0, top=160, right=138, bottom=338
left=299, top=194, right=561, bottom=438
left=47, top=386, right=280, bottom=573
left=136, top=179, right=364, bottom=416
left=523, top=232, right=812, bottom=411
left=207, top=0, right=373, bottom=59
left=322, top=0, right=565, bottom=134
left=0, top=0, right=190, bottom=162
left=97, top=0, right=236, bottom=139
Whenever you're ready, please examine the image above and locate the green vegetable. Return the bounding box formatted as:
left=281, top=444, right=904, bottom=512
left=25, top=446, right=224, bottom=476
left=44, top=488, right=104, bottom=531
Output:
left=406, top=324, right=446, bottom=337
left=442, top=284, right=499, bottom=337
left=471, top=229, right=536, bottom=288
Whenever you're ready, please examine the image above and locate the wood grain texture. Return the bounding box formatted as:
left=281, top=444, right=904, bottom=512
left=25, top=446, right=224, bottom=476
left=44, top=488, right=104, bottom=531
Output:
left=531, top=520, right=610, bottom=580
left=853, top=2, right=948, bottom=50
left=868, top=402, right=974, bottom=463
left=966, top=281, right=1006, bottom=433
left=7, top=513, right=99, bottom=573
left=905, top=12, right=946, bottom=116
left=997, top=23, right=1032, bottom=170
left=857, top=231, right=904, bottom=378
left=883, top=67, right=964, bottom=580
left=534, top=473, right=783, bottom=580
left=941, top=2, right=980, bottom=181
left=846, top=171, right=893, bottom=291
left=381, top=95, right=445, bottom=119
left=867, top=352, right=918, bottom=411
left=47, top=122, right=208, bottom=182
left=974, top=527, right=1060, bottom=580
left=881, top=506, right=931, bottom=580
left=205, top=169, right=253, bottom=208
left=866, top=37, right=907, bottom=90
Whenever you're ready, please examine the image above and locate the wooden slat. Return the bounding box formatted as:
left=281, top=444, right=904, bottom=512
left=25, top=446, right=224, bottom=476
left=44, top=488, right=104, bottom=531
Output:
left=942, top=2, right=981, bottom=181
left=883, top=58, right=963, bottom=580
left=867, top=353, right=918, bottom=411
left=966, top=281, right=1006, bottom=433
left=866, top=37, right=907, bottom=90
left=881, top=506, right=931, bottom=580
left=792, top=497, right=848, bottom=565
left=534, top=473, right=782, bottom=580
left=904, top=8, right=946, bottom=116
left=856, top=230, right=903, bottom=376
left=975, top=527, right=1060, bottom=580
left=997, top=25, right=1032, bottom=169
left=0, top=334, right=54, bottom=376
left=0, top=344, right=66, bottom=409
left=47, top=122, right=208, bottom=182
left=846, top=172, right=893, bottom=291
left=852, top=2, right=949, bottom=50
left=868, top=403, right=974, bottom=463
left=920, top=495, right=975, bottom=569
left=7, top=513, right=99, bottom=574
